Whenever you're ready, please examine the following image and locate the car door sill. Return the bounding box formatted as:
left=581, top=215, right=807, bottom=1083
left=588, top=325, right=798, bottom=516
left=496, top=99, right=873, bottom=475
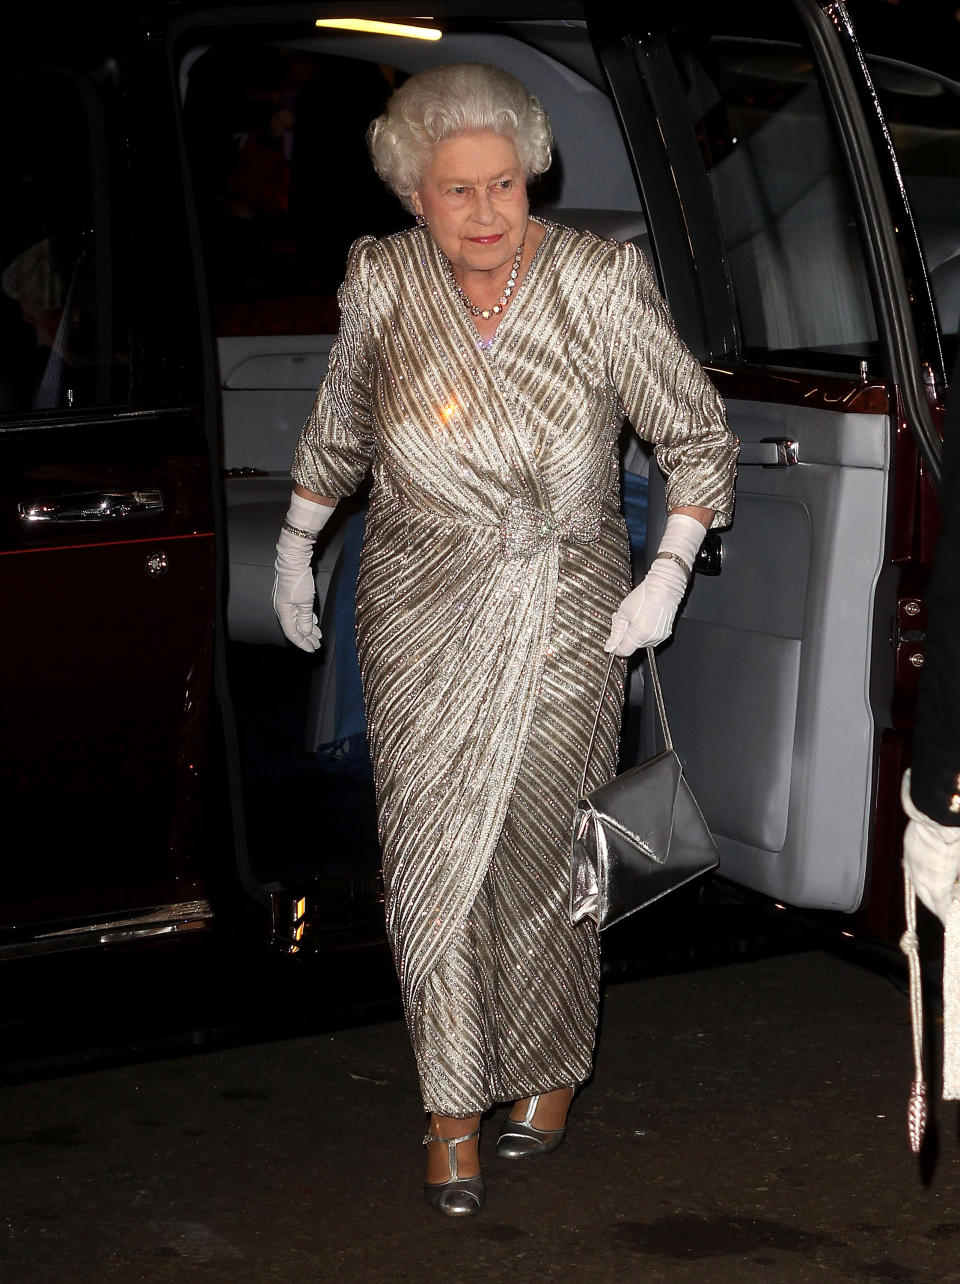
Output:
left=0, top=899, right=214, bottom=959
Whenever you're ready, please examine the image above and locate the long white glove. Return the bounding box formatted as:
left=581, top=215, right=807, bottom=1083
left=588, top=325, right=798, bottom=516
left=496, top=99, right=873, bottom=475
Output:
left=902, top=769, right=960, bottom=925
left=273, top=491, right=335, bottom=653
left=604, top=513, right=707, bottom=656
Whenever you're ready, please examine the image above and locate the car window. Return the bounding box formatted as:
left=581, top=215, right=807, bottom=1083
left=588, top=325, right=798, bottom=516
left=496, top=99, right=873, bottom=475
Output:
left=181, top=26, right=646, bottom=340
left=678, top=36, right=879, bottom=372
left=183, top=43, right=408, bottom=337
left=868, top=57, right=960, bottom=369
left=0, top=70, right=130, bottom=416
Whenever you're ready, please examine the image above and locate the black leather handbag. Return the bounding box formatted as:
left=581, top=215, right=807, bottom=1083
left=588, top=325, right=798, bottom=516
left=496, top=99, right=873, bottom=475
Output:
left=570, top=648, right=719, bottom=931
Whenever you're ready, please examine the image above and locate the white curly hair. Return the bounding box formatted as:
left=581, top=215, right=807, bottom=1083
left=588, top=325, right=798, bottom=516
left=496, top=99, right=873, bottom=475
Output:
left=368, top=63, right=553, bottom=212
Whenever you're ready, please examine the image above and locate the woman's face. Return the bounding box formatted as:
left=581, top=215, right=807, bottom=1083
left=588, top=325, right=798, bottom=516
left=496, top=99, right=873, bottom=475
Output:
left=411, top=130, right=529, bottom=279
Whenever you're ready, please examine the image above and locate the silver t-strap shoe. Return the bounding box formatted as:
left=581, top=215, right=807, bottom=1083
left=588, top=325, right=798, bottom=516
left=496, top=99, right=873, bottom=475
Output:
left=495, top=1087, right=574, bottom=1159
left=422, top=1126, right=486, bottom=1216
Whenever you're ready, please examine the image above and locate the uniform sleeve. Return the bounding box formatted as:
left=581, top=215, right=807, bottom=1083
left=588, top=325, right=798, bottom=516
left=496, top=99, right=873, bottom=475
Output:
left=605, top=240, right=738, bottom=528
left=291, top=237, right=377, bottom=497
left=911, top=338, right=960, bottom=826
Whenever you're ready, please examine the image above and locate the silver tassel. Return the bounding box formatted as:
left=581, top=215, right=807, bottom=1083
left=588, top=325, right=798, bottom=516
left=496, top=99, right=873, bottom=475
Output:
left=900, top=870, right=928, bottom=1153
left=907, top=1077, right=928, bottom=1156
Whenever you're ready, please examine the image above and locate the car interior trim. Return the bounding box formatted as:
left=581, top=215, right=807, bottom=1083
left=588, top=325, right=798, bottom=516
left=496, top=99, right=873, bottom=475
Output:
left=799, top=0, right=942, bottom=492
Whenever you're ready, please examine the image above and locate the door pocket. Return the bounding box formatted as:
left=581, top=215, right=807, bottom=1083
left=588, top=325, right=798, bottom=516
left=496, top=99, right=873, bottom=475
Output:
left=660, top=623, right=801, bottom=853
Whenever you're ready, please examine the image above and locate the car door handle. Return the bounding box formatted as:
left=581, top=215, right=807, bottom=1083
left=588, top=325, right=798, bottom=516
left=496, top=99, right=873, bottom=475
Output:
left=694, top=530, right=723, bottom=575
left=738, top=438, right=799, bottom=468
left=18, top=489, right=165, bottom=524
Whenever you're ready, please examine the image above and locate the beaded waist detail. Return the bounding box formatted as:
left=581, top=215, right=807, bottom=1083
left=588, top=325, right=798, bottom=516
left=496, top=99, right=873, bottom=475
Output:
left=499, top=494, right=602, bottom=560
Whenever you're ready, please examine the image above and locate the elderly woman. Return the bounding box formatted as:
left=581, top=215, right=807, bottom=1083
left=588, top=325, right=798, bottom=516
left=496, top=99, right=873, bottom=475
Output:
left=273, top=63, right=737, bottom=1216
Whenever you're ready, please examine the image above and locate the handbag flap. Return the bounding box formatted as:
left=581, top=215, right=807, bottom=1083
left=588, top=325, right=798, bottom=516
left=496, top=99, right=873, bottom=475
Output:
left=584, top=749, right=683, bottom=865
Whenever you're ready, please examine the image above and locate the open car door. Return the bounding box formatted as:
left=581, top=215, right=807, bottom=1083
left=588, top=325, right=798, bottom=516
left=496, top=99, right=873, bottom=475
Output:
left=591, top=0, right=950, bottom=942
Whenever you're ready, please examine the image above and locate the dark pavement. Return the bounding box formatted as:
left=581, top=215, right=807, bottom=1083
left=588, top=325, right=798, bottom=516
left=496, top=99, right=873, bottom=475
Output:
left=3, top=947, right=960, bottom=1283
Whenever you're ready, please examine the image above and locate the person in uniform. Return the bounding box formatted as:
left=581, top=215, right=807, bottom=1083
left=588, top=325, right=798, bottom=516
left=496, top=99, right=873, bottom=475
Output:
left=900, top=337, right=960, bottom=1131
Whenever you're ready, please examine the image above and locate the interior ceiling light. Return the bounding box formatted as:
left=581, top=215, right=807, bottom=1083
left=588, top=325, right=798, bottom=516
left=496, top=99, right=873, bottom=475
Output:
left=315, top=18, right=442, bottom=40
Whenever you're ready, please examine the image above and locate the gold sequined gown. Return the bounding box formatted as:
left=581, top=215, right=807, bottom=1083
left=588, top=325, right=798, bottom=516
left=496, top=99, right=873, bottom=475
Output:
left=293, top=220, right=737, bottom=1116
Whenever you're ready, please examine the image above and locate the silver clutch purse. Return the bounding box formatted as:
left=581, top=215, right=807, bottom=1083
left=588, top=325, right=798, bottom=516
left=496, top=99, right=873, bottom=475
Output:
left=570, top=647, right=719, bottom=931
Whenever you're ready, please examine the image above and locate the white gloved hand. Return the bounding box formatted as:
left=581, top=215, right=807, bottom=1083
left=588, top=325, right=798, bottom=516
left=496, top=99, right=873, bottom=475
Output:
left=902, top=769, right=960, bottom=925
left=273, top=491, right=335, bottom=653
left=604, top=513, right=707, bottom=656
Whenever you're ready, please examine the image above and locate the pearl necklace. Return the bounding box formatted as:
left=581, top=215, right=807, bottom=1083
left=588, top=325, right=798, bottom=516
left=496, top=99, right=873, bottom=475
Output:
left=448, top=241, right=525, bottom=319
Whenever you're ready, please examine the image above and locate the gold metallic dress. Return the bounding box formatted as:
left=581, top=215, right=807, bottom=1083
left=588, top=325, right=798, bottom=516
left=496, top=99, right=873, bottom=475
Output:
left=293, top=220, right=737, bottom=1116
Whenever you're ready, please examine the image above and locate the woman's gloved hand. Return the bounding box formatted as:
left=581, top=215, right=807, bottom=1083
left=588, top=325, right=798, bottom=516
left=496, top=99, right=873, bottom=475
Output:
left=273, top=491, right=336, bottom=652
left=902, top=769, right=960, bottom=925
left=604, top=513, right=707, bottom=656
